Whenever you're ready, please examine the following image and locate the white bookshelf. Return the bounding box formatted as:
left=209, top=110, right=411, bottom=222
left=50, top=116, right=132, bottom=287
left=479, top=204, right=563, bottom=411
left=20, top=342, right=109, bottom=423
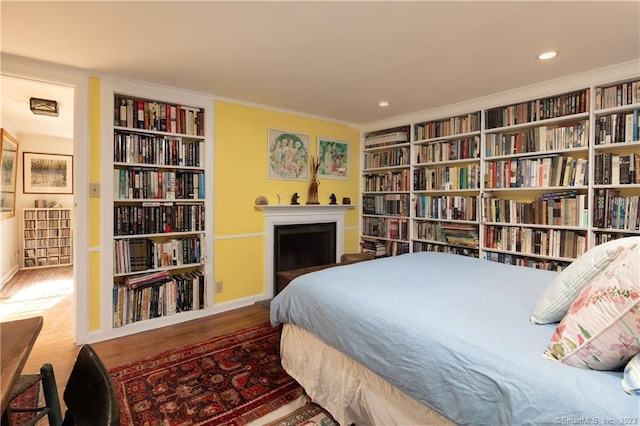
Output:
left=22, top=207, right=72, bottom=268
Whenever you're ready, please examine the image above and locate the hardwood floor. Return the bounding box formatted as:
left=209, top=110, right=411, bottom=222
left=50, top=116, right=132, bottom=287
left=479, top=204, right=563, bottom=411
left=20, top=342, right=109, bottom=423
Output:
left=1, top=266, right=270, bottom=420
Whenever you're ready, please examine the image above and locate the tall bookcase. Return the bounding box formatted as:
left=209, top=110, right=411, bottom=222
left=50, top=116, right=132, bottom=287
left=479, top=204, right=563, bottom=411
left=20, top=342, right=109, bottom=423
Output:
left=360, top=76, right=640, bottom=269
left=101, top=80, right=214, bottom=339
left=592, top=79, right=640, bottom=245
left=361, top=126, right=411, bottom=257
left=482, top=89, right=591, bottom=270
left=22, top=207, right=72, bottom=268
left=412, top=112, right=481, bottom=257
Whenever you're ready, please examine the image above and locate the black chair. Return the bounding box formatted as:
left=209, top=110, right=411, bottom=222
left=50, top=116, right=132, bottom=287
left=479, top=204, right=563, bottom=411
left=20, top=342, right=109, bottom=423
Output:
left=8, top=344, right=119, bottom=426
left=7, top=363, right=63, bottom=426
left=61, top=344, right=120, bottom=426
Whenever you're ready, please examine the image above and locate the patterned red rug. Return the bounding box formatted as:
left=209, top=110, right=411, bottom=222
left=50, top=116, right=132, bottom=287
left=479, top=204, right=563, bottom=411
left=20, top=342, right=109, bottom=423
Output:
left=109, top=322, right=304, bottom=426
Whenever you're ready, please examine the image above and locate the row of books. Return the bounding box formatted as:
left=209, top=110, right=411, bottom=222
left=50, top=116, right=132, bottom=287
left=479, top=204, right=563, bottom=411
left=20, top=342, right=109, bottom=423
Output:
left=412, top=242, right=479, bottom=258
left=595, top=80, right=640, bottom=110
left=24, top=256, right=71, bottom=268
left=114, top=132, right=204, bottom=167
left=414, top=195, right=478, bottom=221
left=485, top=89, right=589, bottom=129
left=483, top=252, right=567, bottom=272
left=362, top=217, right=409, bottom=241
left=363, top=129, right=409, bottom=149
left=113, top=168, right=205, bottom=200
left=363, top=170, right=410, bottom=192
left=24, top=219, right=70, bottom=229
left=363, top=147, right=410, bottom=169
left=23, top=209, right=70, bottom=219
left=112, top=269, right=205, bottom=327
left=485, top=121, right=589, bottom=157
left=361, top=240, right=388, bottom=257
left=594, top=153, right=639, bottom=185
left=593, top=190, right=640, bottom=231
left=362, top=240, right=410, bottom=257
left=485, top=156, right=587, bottom=189
left=414, top=112, right=481, bottom=140
left=24, top=246, right=70, bottom=257
left=113, top=236, right=204, bottom=274
left=595, top=110, right=640, bottom=144
left=415, top=136, right=480, bottom=164
left=483, top=191, right=588, bottom=228
left=362, top=194, right=410, bottom=216
left=413, top=164, right=480, bottom=191
left=414, top=221, right=479, bottom=248
left=483, top=226, right=587, bottom=260
left=114, top=203, right=205, bottom=236
left=594, top=233, right=631, bottom=246
left=114, top=96, right=205, bottom=136
left=24, top=237, right=70, bottom=248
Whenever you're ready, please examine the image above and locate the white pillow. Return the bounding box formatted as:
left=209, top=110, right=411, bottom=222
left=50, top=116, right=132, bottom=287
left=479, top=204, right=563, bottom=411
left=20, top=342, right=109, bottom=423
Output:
left=622, top=353, right=640, bottom=394
left=530, top=236, right=640, bottom=324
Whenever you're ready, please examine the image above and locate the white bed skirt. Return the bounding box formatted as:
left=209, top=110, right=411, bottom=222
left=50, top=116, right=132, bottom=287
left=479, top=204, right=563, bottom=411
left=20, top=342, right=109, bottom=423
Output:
left=280, top=323, right=455, bottom=426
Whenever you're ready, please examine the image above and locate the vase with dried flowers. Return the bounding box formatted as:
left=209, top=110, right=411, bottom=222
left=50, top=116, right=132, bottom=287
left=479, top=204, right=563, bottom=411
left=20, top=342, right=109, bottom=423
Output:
left=306, top=155, right=320, bottom=205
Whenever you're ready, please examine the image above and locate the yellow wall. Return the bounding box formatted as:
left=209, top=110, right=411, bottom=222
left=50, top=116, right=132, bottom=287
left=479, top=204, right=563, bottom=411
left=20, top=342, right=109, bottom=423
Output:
left=89, top=77, right=101, bottom=330
left=213, top=101, right=361, bottom=302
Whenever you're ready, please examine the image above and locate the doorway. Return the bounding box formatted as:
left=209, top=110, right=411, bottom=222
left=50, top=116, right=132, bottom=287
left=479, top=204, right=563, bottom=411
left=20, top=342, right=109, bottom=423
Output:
left=0, top=71, right=78, bottom=340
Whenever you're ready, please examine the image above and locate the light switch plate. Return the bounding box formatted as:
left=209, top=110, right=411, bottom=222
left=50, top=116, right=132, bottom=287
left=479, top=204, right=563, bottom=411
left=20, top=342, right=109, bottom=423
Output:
left=89, top=182, right=100, bottom=197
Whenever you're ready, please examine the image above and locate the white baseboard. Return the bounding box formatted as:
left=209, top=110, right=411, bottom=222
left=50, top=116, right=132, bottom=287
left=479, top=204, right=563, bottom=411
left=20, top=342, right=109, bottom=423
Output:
left=1, top=265, right=19, bottom=290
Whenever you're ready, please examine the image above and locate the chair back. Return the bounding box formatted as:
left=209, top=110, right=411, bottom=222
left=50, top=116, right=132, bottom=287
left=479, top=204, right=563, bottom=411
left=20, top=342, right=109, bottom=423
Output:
left=62, top=344, right=120, bottom=425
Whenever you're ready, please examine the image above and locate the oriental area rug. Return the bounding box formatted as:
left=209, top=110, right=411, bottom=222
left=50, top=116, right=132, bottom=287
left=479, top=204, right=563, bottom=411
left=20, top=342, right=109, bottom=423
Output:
left=109, top=322, right=305, bottom=425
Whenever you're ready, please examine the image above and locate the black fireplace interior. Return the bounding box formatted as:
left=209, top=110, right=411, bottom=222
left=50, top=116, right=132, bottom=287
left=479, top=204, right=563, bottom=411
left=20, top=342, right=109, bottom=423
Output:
left=274, top=222, right=336, bottom=278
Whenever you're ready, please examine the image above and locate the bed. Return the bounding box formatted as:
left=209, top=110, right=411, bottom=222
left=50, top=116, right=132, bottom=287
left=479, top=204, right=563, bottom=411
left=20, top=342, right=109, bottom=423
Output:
left=270, top=250, right=640, bottom=425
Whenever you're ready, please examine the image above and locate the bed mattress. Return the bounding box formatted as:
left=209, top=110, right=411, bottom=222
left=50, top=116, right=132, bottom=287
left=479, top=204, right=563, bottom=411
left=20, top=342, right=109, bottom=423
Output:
left=271, top=252, right=640, bottom=424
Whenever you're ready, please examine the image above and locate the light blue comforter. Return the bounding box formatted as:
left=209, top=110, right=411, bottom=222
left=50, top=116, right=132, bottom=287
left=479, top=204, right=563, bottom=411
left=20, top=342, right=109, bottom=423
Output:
left=271, top=252, right=640, bottom=425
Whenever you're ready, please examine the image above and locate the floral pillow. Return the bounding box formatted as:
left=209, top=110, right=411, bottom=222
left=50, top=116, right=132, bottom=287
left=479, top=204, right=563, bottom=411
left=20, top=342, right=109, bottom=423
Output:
left=531, top=237, right=640, bottom=324
left=543, top=242, right=640, bottom=370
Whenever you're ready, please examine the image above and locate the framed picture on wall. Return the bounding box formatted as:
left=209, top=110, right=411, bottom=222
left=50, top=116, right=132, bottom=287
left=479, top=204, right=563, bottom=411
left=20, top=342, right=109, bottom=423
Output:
left=23, top=152, right=74, bottom=194
left=267, top=129, right=310, bottom=181
left=317, top=136, right=348, bottom=180
left=1, top=129, right=19, bottom=219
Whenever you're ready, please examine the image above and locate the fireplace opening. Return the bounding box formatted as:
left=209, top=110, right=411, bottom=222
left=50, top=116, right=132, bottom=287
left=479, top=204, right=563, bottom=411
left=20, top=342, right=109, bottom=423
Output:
left=274, top=222, right=336, bottom=290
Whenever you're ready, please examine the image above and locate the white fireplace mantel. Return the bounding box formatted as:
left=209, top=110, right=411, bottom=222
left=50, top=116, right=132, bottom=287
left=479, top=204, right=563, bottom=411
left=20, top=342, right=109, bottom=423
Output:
left=257, top=204, right=355, bottom=298
left=256, top=204, right=355, bottom=216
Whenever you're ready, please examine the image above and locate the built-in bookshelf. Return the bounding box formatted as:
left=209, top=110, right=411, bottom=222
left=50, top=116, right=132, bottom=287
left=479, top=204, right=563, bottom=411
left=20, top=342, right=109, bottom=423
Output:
left=411, top=111, right=481, bottom=257
left=592, top=78, right=640, bottom=245
left=361, top=126, right=411, bottom=257
left=102, top=82, right=213, bottom=338
left=360, top=76, right=640, bottom=270
left=481, top=88, right=591, bottom=270
left=22, top=208, right=72, bottom=268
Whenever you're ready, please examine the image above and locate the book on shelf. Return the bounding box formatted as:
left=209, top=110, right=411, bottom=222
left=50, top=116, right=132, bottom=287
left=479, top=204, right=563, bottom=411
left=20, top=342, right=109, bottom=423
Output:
left=124, top=270, right=171, bottom=289
left=114, top=96, right=204, bottom=136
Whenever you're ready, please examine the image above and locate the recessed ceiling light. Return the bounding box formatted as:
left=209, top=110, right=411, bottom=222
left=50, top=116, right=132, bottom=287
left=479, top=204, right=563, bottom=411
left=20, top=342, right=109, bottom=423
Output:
left=538, top=51, right=557, bottom=60
left=378, top=101, right=389, bottom=107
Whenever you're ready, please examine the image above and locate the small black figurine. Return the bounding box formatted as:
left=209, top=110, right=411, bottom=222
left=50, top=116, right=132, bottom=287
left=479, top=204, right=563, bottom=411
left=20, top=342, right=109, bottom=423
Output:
left=291, top=192, right=300, bottom=205
left=329, top=193, right=337, bottom=205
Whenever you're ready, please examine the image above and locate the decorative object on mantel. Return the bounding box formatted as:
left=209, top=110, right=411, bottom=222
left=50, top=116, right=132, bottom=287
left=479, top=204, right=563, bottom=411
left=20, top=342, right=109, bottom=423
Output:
left=342, top=197, right=351, bottom=205
left=255, top=196, right=269, bottom=206
left=277, top=192, right=285, bottom=205
left=329, top=193, right=337, bottom=205
left=306, top=155, right=320, bottom=205
left=291, top=193, right=300, bottom=205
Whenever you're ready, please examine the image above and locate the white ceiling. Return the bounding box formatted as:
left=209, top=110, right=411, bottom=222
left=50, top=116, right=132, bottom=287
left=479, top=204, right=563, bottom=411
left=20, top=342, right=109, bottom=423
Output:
left=1, top=1, right=640, bottom=139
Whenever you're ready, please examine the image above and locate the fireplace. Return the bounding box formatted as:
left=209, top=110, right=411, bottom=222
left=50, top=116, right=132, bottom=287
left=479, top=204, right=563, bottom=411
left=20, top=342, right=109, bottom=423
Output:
left=274, top=222, right=336, bottom=277
left=257, top=205, right=352, bottom=298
